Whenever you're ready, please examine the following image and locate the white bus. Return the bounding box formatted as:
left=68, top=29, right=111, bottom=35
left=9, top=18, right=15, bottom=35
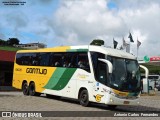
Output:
left=148, top=75, right=160, bottom=90
left=13, top=45, right=141, bottom=108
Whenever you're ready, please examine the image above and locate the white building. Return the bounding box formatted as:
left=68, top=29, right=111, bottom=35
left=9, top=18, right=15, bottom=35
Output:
left=14, top=43, right=47, bottom=49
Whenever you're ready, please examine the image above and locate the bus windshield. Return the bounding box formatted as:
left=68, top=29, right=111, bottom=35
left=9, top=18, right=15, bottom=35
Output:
left=107, top=56, right=141, bottom=92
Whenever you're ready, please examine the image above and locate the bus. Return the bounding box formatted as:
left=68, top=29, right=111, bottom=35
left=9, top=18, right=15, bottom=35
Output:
left=12, top=45, right=141, bottom=108
left=148, top=75, right=160, bottom=90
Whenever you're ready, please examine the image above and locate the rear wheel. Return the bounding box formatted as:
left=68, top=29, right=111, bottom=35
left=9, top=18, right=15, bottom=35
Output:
left=22, top=82, right=29, bottom=95
left=29, top=82, right=41, bottom=96
left=79, top=90, right=89, bottom=107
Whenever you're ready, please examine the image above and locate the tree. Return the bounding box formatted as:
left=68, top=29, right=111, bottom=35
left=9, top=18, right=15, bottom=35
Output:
left=7, top=38, right=20, bottom=46
left=0, top=39, right=6, bottom=45
left=90, top=39, right=104, bottom=46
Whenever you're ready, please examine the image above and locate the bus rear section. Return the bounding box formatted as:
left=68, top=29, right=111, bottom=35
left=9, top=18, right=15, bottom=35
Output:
left=12, top=47, right=93, bottom=101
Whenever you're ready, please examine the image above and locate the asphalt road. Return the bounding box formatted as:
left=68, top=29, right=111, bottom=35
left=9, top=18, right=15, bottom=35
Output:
left=0, top=91, right=160, bottom=120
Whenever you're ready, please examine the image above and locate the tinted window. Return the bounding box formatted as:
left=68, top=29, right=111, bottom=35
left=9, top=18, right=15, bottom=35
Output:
left=77, top=53, right=90, bottom=72
left=91, top=52, right=105, bottom=83
left=39, top=53, right=50, bottom=66
left=16, top=53, right=37, bottom=65
left=50, top=53, right=63, bottom=67
left=16, top=53, right=50, bottom=66
left=16, top=52, right=90, bottom=72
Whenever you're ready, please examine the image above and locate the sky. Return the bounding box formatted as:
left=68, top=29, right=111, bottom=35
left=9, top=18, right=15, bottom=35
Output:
left=0, top=0, right=160, bottom=59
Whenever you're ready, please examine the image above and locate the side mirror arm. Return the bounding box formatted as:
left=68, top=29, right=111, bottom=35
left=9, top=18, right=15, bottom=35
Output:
left=98, top=58, right=113, bottom=73
left=140, top=65, right=149, bottom=78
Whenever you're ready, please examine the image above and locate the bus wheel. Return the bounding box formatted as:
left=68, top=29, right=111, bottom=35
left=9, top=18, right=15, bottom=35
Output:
left=79, top=90, right=89, bottom=107
left=22, top=82, right=29, bottom=95
left=29, top=82, right=40, bottom=96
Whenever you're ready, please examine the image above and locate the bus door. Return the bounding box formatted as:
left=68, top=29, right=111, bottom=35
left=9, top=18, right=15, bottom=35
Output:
left=92, top=60, right=108, bottom=103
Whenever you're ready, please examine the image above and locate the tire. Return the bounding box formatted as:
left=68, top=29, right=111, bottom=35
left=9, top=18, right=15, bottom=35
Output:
left=29, top=82, right=41, bottom=96
left=107, top=105, right=117, bottom=109
left=79, top=89, right=89, bottom=107
left=22, top=82, right=29, bottom=95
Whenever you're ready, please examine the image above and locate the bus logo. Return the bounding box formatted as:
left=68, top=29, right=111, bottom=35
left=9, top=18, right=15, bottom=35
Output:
left=26, top=68, right=47, bottom=75
left=15, top=68, right=22, bottom=71
left=94, top=94, right=104, bottom=102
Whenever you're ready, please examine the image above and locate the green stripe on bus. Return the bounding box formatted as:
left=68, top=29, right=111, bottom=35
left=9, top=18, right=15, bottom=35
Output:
left=52, top=68, right=77, bottom=90
left=44, top=68, right=77, bottom=90
left=44, top=68, right=66, bottom=89
left=66, top=49, right=88, bottom=52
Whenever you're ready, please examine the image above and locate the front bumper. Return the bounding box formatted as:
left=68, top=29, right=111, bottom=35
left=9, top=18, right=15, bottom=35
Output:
left=105, top=95, right=140, bottom=106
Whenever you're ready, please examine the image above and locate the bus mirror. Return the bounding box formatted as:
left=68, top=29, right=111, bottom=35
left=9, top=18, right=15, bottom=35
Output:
left=140, top=65, right=149, bottom=78
left=98, top=58, right=113, bottom=73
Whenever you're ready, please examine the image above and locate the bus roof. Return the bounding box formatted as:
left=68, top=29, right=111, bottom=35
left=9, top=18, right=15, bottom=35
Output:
left=17, top=45, right=136, bottom=59
left=89, top=45, right=136, bottom=59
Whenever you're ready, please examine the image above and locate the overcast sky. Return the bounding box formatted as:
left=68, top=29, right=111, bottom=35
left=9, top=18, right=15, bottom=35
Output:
left=0, top=0, right=160, bottom=59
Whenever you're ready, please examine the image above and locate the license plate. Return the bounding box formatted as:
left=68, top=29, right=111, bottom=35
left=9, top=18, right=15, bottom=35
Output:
left=124, top=101, right=130, bottom=104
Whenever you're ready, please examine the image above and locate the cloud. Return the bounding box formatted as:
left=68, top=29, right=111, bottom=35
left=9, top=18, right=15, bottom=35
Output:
left=5, top=12, right=28, bottom=29
left=49, top=0, right=160, bottom=58
left=0, top=33, right=5, bottom=40
left=118, top=3, right=160, bottom=57
left=110, top=0, right=160, bottom=10
left=50, top=0, right=129, bottom=47
left=0, top=0, right=160, bottom=58
left=0, top=0, right=59, bottom=44
left=30, top=0, right=53, bottom=5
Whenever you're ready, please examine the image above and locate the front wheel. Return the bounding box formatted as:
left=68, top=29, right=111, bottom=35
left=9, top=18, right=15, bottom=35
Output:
left=22, top=82, right=29, bottom=95
left=79, top=90, right=89, bottom=107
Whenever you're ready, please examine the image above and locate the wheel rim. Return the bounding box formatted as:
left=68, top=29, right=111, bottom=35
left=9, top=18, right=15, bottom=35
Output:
left=81, top=93, right=87, bottom=104
left=23, top=84, right=28, bottom=94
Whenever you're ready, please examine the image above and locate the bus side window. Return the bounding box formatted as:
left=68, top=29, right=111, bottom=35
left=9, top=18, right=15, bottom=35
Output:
left=68, top=53, right=78, bottom=68
left=16, top=53, right=23, bottom=65
left=23, top=54, right=31, bottom=65
left=29, top=53, right=38, bottom=66
left=51, top=53, right=62, bottom=67
left=61, top=53, right=70, bottom=67
left=78, top=53, right=90, bottom=72
left=39, top=53, right=50, bottom=66
left=96, top=61, right=108, bottom=85
left=91, top=52, right=106, bottom=84
left=49, top=53, right=54, bottom=66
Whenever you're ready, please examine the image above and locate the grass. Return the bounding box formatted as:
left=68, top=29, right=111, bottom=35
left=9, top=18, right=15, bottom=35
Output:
left=0, top=46, right=24, bottom=51
left=140, top=64, right=160, bottom=74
